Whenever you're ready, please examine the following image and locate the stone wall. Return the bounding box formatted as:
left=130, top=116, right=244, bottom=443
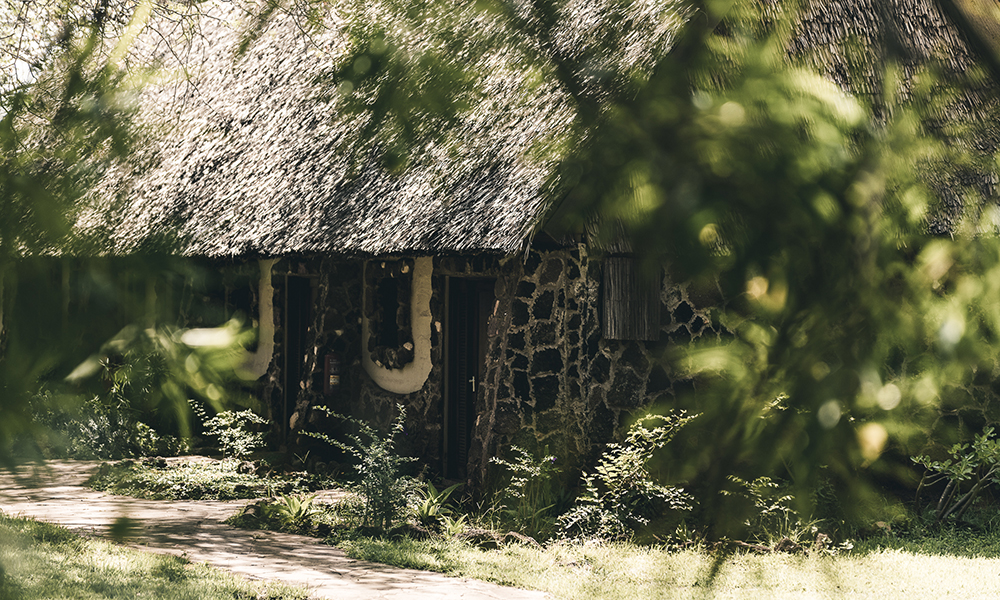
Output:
left=354, top=266, right=446, bottom=466
left=259, top=257, right=447, bottom=467
left=245, top=249, right=721, bottom=488
left=468, top=245, right=723, bottom=490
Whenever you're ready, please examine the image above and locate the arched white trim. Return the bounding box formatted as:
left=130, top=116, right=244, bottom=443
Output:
left=238, top=258, right=277, bottom=380
left=362, top=256, right=433, bottom=393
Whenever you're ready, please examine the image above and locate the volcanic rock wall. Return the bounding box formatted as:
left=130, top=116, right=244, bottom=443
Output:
left=468, top=245, right=722, bottom=489
left=253, top=249, right=721, bottom=487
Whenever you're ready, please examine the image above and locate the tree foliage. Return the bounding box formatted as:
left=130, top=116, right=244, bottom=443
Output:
left=0, top=0, right=146, bottom=463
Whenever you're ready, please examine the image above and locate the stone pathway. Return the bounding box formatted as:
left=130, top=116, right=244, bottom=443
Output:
left=0, top=460, right=552, bottom=600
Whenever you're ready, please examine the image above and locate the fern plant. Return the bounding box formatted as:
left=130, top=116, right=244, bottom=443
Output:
left=558, top=412, right=697, bottom=541
left=307, top=404, right=416, bottom=530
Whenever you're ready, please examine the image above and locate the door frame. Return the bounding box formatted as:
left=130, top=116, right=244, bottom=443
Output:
left=442, top=275, right=495, bottom=479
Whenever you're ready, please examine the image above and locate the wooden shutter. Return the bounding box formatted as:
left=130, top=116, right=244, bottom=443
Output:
left=602, top=257, right=660, bottom=341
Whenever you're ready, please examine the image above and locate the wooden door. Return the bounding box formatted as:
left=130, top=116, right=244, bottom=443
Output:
left=444, top=277, right=494, bottom=479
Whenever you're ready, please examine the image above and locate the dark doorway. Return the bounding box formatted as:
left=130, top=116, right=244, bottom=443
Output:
left=283, top=275, right=312, bottom=440
left=444, top=277, right=496, bottom=479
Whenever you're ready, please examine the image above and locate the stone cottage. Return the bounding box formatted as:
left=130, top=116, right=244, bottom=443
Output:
left=72, top=0, right=1000, bottom=486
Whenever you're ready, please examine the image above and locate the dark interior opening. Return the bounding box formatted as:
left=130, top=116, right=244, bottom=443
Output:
left=228, top=283, right=252, bottom=323
left=376, top=277, right=399, bottom=348
left=284, top=276, right=312, bottom=440
left=444, top=277, right=495, bottom=480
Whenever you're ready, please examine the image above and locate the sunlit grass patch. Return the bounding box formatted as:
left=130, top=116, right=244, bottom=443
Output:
left=334, top=534, right=1000, bottom=600
left=0, top=512, right=306, bottom=600
left=337, top=537, right=709, bottom=599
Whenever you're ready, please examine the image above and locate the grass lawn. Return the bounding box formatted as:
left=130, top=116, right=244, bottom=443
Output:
left=0, top=512, right=306, bottom=600
left=335, top=534, right=1000, bottom=600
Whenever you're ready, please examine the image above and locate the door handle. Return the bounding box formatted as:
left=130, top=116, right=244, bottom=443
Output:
left=468, top=377, right=476, bottom=392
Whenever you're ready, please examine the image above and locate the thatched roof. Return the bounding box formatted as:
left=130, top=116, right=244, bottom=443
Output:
left=74, top=3, right=558, bottom=258
left=75, top=0, right=1000, bottom=258
left=75, top=0, right=678, bottom=259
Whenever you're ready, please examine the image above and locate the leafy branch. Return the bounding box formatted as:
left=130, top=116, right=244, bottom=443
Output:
left=914, top=427, right=1000, bottom=524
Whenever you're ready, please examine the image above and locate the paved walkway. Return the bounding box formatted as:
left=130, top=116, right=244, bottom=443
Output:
left=0, top=460, right=551, bottom=600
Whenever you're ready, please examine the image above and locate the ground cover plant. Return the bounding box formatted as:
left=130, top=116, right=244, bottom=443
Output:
left=87, top=458, right=330, bottom=500
left=0, top=512, right=306, bottom=600
left=85, top=401, right=331, bottom=500
left=227, top=492, right=358, bottom=537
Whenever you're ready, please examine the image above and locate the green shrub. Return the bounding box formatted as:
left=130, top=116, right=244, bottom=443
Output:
left=306, top=404, right=417, bottom=530
left=202, top=408, right=268, bottom=460
left=558, top=412, right=696, bottom=542
left=27, top=391, right=186, bottom=460
left=914, top=427, right=1000, bottom=524
left=491, top=445, right=561, bottom=539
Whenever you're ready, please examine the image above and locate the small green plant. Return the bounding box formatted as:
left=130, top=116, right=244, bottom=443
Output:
left=914, top=427, right=1000, bottom=524
left=720, top=475, right=851, bottom=554
left=306, top=404, right=416, bottom=530
left=558, top=412, right=696, bottom=542
left=441, top=514, right=468, bottom=537
left=415, top=481, right=462, bottom=527
left=203, top=408, right=268, bottom=460
left=491, top=445, right=561, bottom=539
left=268, top=494, right=319, bottom=530
left=723, top=475, right=803, bottom=543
